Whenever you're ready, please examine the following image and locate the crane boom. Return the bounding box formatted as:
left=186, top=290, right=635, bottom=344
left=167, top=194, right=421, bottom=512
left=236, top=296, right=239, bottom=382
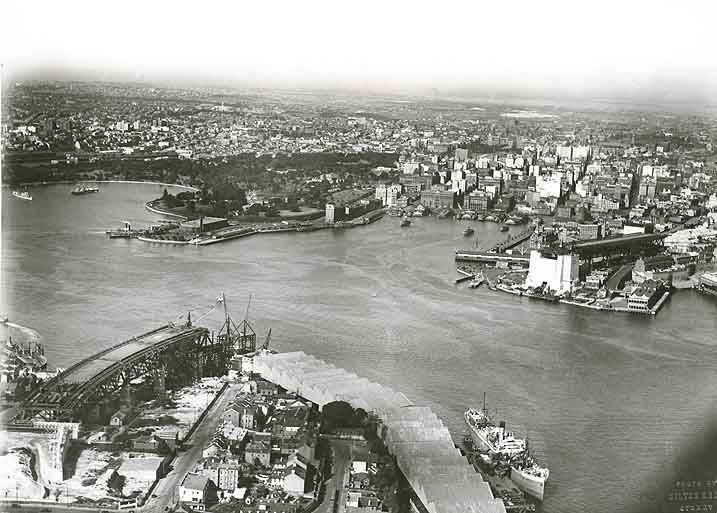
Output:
left=263, top=328, right=271, bottom=350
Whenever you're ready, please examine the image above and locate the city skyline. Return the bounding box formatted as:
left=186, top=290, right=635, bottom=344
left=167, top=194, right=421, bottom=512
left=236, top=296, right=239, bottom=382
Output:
left=3, top=0, right=717, bottom=105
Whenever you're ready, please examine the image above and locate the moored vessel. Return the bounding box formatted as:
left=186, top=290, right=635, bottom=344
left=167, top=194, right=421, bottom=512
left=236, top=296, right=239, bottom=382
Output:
left=510, top=447, right=550, bottom=502
left=469, top=272, right=485, bottom=288
left=400, top=216, right=411, bottom=227
left=464, top=395, right=549, bottom=501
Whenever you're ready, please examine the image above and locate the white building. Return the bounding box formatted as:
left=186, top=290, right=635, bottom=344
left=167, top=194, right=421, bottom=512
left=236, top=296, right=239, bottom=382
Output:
left=556, top=145, right=572, bottom=160
left=525, top=250, right=579, bottom=295
left=325, top=203, right=336, bottom=224
left=180, top=473, right=213, bottom=511
left=536, top=175, right=562, bottom=199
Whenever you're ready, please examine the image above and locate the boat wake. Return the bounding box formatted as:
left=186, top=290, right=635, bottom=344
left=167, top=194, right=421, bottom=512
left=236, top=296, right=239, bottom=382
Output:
left=3, top=321, right=42, bottom=343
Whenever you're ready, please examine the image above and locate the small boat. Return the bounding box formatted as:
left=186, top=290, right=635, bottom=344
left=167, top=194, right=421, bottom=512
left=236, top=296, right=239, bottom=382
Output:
left=469, top=272, right=485, bottom=288
left=400, top=216, right=411, bottom=227
left=72, top=184, right=100, bottom=195
left=463, top=227, right=474, bottom=236
left=500, top=226, right=509, bottom=232
left=12, top=190, right=33, bottom=201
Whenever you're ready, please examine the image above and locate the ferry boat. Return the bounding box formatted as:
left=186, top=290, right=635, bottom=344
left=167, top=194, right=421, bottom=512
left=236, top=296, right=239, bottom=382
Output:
left=71, top=184, right=100, bottom=195
left=12, top=190, right=33, bottom=201
left=400, top=216, right=411, bottom=227
left=106, top=220, right=134, bottom=239
left=463, top=226, right=474, bottom=236
left=464, top=397, right=549, bottom=501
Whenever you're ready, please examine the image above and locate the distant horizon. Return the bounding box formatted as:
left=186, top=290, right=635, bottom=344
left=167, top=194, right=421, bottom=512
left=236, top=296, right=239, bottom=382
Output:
left=5, top=70, right=717, bottom=115
left=3, top=0, right=716, bottom=110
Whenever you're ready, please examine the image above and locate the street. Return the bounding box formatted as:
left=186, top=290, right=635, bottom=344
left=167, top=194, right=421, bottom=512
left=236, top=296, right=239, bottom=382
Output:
left=315, top=439, right=355, bottom=513
left=138, top=383, right=237, bottom=513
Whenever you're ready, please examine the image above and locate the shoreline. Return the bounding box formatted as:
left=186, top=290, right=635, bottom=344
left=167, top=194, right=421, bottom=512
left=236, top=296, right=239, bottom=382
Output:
left=4, top=179, right=199, bottom=192
left=144, top=200, right=190, bottom=220
left=490, top=282, right=671, bottom=316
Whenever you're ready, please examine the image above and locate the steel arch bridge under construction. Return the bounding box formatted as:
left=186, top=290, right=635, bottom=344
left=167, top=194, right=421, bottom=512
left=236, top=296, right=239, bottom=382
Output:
left=18, top=316, right=256, bottom=422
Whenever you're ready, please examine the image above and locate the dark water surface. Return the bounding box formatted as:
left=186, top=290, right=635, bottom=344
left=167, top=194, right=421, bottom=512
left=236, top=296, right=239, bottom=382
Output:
left=2, top=183, right=717, bottom=512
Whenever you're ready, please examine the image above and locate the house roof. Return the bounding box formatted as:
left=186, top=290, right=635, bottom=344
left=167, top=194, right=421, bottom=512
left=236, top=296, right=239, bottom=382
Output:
left=284, top=464, right=306, bottom=480
left=181, top=473, right=210, bottom=491
left=246, top=440, right=270, bottom=453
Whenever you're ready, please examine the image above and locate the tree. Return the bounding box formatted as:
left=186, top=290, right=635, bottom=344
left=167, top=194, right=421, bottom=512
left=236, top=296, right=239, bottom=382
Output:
left=321, top=400, right=355, bottom=433
left=107, top=470, right=125, bottom=495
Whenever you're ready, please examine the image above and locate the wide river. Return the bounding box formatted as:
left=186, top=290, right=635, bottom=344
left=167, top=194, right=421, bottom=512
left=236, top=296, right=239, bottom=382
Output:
left=2, top=183, right=717, bottom=512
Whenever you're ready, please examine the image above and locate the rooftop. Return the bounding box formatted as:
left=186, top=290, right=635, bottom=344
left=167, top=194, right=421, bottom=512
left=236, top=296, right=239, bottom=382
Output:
left=181, top=472, right=210, bottom=491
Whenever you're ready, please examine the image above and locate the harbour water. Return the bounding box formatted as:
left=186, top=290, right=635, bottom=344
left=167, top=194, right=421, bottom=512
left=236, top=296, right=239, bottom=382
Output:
left=2, top=183, right=717, bottom=512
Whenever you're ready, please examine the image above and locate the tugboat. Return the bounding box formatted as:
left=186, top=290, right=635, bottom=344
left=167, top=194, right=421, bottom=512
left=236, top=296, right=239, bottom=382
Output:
left=463, top=226, right=474, bottom=236
left=12, top=190, right=33, bottom=201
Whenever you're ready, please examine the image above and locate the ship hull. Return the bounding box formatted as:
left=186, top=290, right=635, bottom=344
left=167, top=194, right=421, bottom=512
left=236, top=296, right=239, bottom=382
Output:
left=465, top=422, right=495, bottom=453
left=510, top=466, right=547, bottom=501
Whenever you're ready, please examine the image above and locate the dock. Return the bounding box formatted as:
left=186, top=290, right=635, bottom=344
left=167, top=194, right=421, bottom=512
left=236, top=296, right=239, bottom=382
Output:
left=457, top=440, right=534, bottom=513
left=455, top=250, right=530, bottom=267
left=490, top=227, right=535, bottom=253
left=455, top=268, right=476, bottom=283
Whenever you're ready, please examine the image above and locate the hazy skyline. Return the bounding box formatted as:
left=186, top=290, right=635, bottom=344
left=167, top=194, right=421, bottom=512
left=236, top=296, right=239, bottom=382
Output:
left=3, top=0, right=716, bottom=104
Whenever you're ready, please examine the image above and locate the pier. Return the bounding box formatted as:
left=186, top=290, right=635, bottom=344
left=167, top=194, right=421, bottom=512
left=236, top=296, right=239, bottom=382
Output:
left=455, top=250, right=530, bottom=267
left=490, top=227, right=535, bottom=253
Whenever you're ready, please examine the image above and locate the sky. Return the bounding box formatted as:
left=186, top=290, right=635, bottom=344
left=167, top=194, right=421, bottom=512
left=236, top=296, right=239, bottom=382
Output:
left=2, top=0, right=716, bottom=103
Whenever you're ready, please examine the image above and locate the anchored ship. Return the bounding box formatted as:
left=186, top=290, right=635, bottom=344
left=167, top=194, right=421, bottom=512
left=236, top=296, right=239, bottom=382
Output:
left=464, top=395, right=549, bottom=501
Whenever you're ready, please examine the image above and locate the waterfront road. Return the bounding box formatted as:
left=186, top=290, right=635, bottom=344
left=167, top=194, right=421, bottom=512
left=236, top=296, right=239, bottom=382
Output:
left=139, top=383, right=237, bottom=513
left=315, top=439, right=354, bottom=513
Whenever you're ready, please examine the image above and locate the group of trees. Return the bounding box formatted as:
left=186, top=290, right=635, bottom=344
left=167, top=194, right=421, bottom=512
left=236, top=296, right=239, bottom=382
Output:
left=320, top=400, right=370, bottom=434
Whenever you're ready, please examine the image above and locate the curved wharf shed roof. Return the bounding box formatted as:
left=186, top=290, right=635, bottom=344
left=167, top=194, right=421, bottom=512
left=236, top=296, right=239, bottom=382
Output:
left=252, top=351, right=506, bottom=513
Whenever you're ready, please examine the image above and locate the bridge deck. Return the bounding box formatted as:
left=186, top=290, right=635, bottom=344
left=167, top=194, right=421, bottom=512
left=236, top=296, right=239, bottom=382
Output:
left=65, top=327, right=194, bottom=383
left=22, top=325, right=208, bottom=417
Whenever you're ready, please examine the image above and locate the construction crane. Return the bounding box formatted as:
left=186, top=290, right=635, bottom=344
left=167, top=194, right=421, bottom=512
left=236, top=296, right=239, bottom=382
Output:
left=262, top=328, right=272, bottom=350
left=244, top=293, right=252, bottom=322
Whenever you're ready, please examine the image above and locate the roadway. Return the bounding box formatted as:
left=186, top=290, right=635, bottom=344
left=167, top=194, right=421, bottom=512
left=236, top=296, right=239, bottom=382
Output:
left=139, top=383, right=238, bottom=513
left=315, top=439, right=354, bottom=513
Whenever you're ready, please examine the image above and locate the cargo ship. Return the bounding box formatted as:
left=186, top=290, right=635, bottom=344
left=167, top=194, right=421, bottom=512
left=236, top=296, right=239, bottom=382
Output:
left=71, top=184, right=100, bottom=195
left=12, top=190, right=33, bottom=201
left=464, top=397, right=549, bottom=501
